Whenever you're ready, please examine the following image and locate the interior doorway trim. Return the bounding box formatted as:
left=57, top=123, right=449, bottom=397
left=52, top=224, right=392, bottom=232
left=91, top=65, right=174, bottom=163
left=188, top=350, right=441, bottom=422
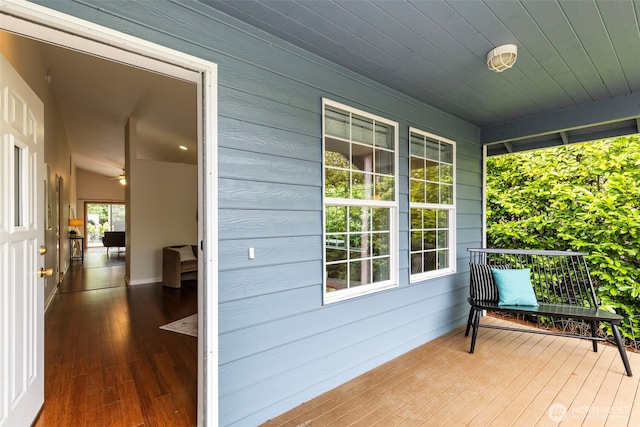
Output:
left=0, top=1, right=219, bottom=424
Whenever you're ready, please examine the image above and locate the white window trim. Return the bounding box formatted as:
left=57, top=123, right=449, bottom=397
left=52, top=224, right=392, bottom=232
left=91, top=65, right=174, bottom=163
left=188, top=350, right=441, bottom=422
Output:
left=322, top=98, right=399, bottom=304
left=408, top=127, right=457, bottom=283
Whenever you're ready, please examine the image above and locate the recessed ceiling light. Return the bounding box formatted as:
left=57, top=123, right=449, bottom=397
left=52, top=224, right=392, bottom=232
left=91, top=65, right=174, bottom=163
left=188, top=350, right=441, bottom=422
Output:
left=179, top=145, right=188, bottom=151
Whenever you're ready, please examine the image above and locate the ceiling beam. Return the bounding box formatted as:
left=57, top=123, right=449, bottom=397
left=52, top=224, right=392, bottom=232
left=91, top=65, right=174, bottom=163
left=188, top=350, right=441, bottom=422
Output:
left=481, top=91, right=640, bottom=145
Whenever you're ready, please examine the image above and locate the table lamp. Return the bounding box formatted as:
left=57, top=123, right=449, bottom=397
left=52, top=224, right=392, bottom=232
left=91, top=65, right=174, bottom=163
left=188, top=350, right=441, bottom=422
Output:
left=69, top=218, right=83, bottom=236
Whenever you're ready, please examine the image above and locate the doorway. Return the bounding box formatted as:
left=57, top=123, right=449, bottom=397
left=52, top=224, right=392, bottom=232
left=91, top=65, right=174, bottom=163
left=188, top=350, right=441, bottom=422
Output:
left=1, top=2, right=218, bottom=424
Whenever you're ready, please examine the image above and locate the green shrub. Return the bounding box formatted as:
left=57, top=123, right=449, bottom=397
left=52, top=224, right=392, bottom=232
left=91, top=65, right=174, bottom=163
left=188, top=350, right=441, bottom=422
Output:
left=487, top=136, right=640, bottom=343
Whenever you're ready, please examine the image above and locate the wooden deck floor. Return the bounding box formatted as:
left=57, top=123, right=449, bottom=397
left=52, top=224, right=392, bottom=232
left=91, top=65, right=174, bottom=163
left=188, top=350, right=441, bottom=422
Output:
left=262, top=316, right=640, bottom=427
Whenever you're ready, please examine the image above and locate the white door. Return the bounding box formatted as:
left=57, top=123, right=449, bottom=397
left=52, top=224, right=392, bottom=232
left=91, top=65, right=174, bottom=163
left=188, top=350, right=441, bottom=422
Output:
left=0, top=54, right=45, bottom=426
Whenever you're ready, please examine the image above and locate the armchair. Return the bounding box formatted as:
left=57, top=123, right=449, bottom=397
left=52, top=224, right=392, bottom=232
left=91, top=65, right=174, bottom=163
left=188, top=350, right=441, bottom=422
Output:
left=162, top=245, right=198, bottom=288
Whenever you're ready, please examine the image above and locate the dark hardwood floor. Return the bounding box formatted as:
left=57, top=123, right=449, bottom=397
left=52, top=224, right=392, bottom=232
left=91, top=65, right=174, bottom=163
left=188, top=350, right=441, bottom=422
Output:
left=35, top=248, right=198, bottom=427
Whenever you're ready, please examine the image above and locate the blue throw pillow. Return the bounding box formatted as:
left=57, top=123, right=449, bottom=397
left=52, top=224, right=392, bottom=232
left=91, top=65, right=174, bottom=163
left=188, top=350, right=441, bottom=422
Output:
left=491, top=268, right=539, bottom=307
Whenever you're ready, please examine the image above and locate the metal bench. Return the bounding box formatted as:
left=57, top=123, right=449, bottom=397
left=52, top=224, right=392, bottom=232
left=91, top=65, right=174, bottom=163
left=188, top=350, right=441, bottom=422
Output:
left=465, top=248, right=632, bottom=377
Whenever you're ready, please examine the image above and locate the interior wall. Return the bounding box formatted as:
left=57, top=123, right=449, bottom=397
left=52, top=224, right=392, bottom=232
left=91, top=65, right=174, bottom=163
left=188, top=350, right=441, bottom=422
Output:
left=75, top=168, right=125, bottom=235
left=0, top=31, right=74, bottom=307
left=126, top=118, right=197, bottom=285
left=76, top=168, right=125, bottom=202
left=129, top=160, right=198, bottom=284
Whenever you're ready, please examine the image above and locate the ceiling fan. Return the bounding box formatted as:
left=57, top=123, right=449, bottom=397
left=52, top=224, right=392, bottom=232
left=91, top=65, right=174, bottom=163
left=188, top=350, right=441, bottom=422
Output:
left=109, top=169, right=127, bottom=185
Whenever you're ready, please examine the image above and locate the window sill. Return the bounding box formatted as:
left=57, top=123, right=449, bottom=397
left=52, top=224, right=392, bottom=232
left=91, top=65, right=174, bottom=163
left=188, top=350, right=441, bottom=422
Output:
left=323, top=281, right=398, bottom=305
left=410, top=268, right=456, bottom=284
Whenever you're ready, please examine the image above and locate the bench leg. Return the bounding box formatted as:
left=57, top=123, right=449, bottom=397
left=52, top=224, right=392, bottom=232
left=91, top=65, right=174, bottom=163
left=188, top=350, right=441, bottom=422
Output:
left=465, top=306, right=474, bottom=337
left=591, top=320, right=598, bottom=352
left=469, top=309, right=482, bottom=354
left=611, top=323, right=632, bottom=377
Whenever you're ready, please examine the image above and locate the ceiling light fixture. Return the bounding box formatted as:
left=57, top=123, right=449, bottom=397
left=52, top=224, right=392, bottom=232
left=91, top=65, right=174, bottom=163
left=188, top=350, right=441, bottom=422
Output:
left=487, top=44, right=517, bottom=72
left=179, top=145, right=188, bottom=151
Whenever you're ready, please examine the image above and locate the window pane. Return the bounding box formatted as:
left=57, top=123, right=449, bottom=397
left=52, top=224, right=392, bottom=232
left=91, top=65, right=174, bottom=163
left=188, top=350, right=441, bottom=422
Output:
left=411, top=231, right=422, bottom=252
left=351, top=144, right=373, bottom=171
left=424, top=252, right=437, bottom=271
left=327, top=262, right=347, bottom=291
left=325, top=139, right=350, bottom=168
left=325, top=107, right=350, bottom=139
left=326, top=235, right=347, bottom=261
left=425, top=137, right=440, bottom=161
left=410, top=157, right=424, bottom=180
left=441, top=142, right=454, bottom=164
left=410, top=133, right=424, bottom=157
left=325, top=168, right=350, bottom=198
left=350, top=260, right=368, bottom=287
left=426, top=182, right=438, bottom=203
left=375, top=149, right=394, bottom=175
left=437, top=230, right=448, bottom=248
left=352, top=114, right=373, bottom=145
left=375, top=123, right=393, bottom=149
left=372, top=232, right=389, bottom=256
left=373, top=258, right=389, bottom=282
left=351, top=171, right=366, bottom=199
left=410, top=180, right=425, bottom=203
left=349, top=207, right=363, bottom=232
left=326, top=205, right=347, bottom=232
left=349, top=233, right=367, bottom=259
left=441, top=164, right=453, bottom=183
left=437, top=210, right=448, bottom=228
left=411, top=253, right=423, bottom=274
left=375, top=175, right=395, bottom=201
left=424, top=231, right=436, bottom=250
left=424, top=209, right=436, bottom=228
left=410, top=209, right=422, bottom=230
left=441, top=184, right=453, bottom=204
left=425, top=160, right=438, bottom=181
left=111, top=204, right=126, bottom=231
left=372, top=207, right=389, bottom=231
left=438, top=250, right=449, bottom=269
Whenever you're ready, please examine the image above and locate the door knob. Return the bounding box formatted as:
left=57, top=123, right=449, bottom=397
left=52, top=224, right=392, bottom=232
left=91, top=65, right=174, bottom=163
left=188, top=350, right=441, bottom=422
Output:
left=39, top=245, right=47, bottom=255
left=39, top=267, right=53, bottom=277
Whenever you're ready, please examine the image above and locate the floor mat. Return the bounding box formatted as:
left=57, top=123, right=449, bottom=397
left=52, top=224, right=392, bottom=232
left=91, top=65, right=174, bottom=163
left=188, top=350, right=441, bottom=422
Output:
left=160, top=313, right=197, bottom=337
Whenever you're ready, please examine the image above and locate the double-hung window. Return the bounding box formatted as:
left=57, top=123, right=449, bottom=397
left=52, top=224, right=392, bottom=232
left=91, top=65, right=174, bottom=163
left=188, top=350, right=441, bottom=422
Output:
left=409, top=128, right=456, bottom=281
left=323, top=99, right=398, bottom=303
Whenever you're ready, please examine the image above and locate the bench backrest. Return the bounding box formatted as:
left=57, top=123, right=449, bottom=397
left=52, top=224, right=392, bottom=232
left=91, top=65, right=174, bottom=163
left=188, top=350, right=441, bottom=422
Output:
left=468, top=248, right=599, bottom=308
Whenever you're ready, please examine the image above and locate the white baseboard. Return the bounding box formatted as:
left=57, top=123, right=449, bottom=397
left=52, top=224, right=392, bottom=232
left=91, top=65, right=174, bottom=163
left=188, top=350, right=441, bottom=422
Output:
left=127, top=276, right=162, bottom=286
left=44, top=284, right=58, bottom=312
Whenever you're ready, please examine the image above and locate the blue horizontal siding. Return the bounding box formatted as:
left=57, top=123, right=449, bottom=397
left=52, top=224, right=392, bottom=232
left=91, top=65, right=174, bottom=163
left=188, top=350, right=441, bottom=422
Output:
left=218, top=236, right=321, bottom=271
left=219, top=260, right=321, bottom=303
left=219, top=117, right=320, bottom=162
left=218, top=209, right=320, bottom=240
left=34, top=1, right=484, bottom=425
left=218, top=148, right=319, bottom=185
left=218, top=178, right=321, bottom=211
